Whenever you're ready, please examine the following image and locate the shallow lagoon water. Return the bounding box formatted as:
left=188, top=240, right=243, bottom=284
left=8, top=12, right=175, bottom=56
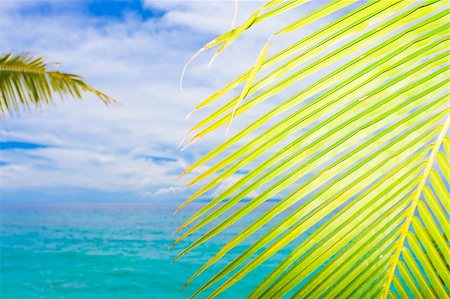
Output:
left=0, top=202, right=298, bottom=299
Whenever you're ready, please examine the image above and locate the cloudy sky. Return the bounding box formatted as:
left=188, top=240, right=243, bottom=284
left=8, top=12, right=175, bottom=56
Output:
left=1, top=0, right=333, bottom=202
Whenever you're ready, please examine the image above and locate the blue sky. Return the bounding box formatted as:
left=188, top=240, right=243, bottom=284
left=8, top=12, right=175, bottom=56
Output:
left=0, top=0, right=351, bottom=203
left=1, top=0, right=294, bottom=202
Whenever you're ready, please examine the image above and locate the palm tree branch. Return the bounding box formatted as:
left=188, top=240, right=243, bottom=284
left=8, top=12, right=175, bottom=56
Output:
left=381, top=113, right=450, bottom=298
left=186, top=152, right=423, bottom=295
left=0, top=53, right=115, bottom=114
left=174, top=60, right=448, bottom=247
left=189, top=0, right=376, bottom=111
left=191, top=0, right=406, bottom=114
left=254, top=160, right=423, bottom=297
left=181, top=31, right=448, bottom=208
left=185, top=2, right=444, bottom=146
left=179, top=105, right=446, bottom=294
left=212, top=160, right=423, bottom=298
left=176, top=0, right=450, bottom=297
left=177, top=94, right=446, bottom=259
left=200, top=117, right=442, bottom=297
left=178, top=5, right=447, bottom=179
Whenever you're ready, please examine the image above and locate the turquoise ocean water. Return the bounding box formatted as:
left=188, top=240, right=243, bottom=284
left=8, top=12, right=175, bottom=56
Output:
left=0, top=202, right=297, bottom=299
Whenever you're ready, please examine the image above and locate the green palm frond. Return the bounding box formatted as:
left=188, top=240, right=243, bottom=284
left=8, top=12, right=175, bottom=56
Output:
left=175, top=0, right=449, bottom=298
left=0, top=53, right=115, bottom=114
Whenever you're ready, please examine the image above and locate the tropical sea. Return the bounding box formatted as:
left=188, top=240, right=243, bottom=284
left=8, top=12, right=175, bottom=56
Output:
left=0, top=202, right=298, bottom=299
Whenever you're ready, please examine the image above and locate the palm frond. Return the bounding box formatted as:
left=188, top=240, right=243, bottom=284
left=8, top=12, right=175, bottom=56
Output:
left=175, top=0, right=449, bottom=298
left=0, top=53, right=115, bottom=114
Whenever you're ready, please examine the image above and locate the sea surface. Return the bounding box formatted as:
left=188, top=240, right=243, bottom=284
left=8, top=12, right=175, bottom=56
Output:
left=0, top=202, right=298, bottom=299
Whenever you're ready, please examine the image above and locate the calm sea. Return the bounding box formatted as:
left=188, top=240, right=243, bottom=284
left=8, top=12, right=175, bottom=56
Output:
left=0, top=202, right=296, bottom=299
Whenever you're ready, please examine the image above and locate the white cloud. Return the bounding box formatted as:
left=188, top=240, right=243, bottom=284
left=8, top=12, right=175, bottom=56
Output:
left=144, top=1, right=263, bottom=34
left=0, top=147, right=181, bottom=191
left=148, top=186, right=185, bottom=197
left=0, top=1, right=331, bottom=200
